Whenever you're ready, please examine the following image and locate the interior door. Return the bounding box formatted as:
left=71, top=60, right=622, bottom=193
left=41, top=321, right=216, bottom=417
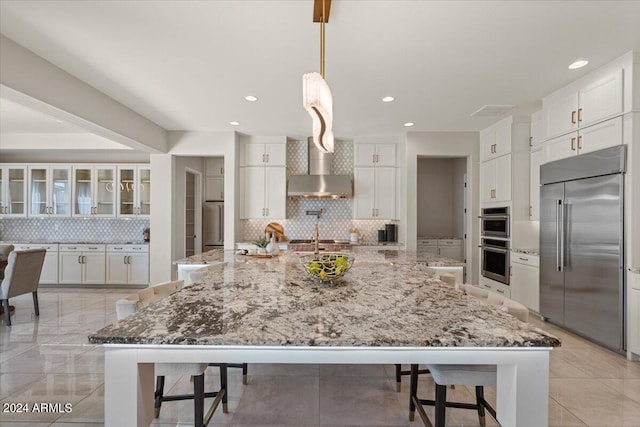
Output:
left=563, top=174, right=624, bottom=351
left=540, top=182, right=565, bottom=324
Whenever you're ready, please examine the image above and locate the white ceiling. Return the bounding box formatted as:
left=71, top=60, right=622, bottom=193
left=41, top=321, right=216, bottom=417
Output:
left=1, top=0, right=639, bottom=142
left=0, top=98, right=86, bottom=133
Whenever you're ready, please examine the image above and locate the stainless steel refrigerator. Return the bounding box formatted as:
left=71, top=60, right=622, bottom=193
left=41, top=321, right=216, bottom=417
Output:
left=540, top=145, right=626, bottom=352
left=203, top=201, right=224, bottom=250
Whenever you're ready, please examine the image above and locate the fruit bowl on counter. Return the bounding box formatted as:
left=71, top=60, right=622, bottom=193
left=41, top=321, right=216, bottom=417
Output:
left=299, top=253, right=354, bottom=283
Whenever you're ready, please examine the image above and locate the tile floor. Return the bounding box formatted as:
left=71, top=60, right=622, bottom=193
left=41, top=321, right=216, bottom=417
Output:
left=1, top=288, right=640, bottom=426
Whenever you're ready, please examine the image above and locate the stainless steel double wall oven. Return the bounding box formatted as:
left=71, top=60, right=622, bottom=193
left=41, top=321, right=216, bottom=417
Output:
left=480, top=207, right=510, bottom=285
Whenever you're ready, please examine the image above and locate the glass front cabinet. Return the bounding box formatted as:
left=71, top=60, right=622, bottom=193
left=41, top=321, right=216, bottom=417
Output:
left=0, top=164, right=28, bottom=217
left=72, top=165, right=117, bottom=217
left=28, top=165, right=72, bottom=217
left=117, top=165, right=150, bottom=217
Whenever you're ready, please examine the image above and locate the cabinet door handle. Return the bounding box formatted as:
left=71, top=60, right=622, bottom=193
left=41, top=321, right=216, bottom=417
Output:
left=266, top=208, right=269, bottom=216
left=529, top=137, right=533, bottom=147
left=529, top=206, right=532, bottom=217
left=519, top=257, right=529, bottom=261
left=220, top=167, right=224, bottom=175
left=577, top=135, right=583, bottom=150
left=265, top=153, right=269, bottom=163
left=496, top=288, right=505, bottom=294
left=571, top=110, right=576, bottom=124
left=78, top=255, right=82, bottom=264
left=571, top=137, right=576, bottom=151
left=577, top=108, right=583, bottom=122
left=483, top=284, right=491, bottom=289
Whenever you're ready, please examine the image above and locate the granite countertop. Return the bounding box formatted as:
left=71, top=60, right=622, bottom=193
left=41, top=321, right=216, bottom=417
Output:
left=93, top=250, right=559, bottom=348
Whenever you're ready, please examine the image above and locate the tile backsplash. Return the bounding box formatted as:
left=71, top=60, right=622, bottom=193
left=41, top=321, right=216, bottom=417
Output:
left=0, top=218, right=150, bottom=243
left=241, top=140, right=396, bottom=243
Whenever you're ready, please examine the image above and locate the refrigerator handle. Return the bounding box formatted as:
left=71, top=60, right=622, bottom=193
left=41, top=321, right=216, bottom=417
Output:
left=556, top=199, right=564, bottom=272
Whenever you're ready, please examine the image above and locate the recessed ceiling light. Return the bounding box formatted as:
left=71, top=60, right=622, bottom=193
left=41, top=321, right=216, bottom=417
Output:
left=229, top=121, right=240, bottom=126
left=245, top=95, right=258, bottom=102
left=568, top=59, right=589, bottom=70
left=382, top=96, right=395, bottom=103
left=404, top=122, right=414, bottom=127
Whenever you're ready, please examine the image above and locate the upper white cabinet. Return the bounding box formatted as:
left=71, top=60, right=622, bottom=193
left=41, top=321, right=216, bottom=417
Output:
left=0, top=164, right=27, bottom=217
left=480, top=118, right=514, bottom=162
left=543, top=69, right=623, bottom=140
left=354, top=143, right=397, bottom=167
left=353, top=138, right=399, bottom=220
left=240, top=166, right=287, bottom=219
left=529, top=148, right=545, bottom=220
left=241, top=141, right=287, bottom=166
left=28, top=165, right=71, bottom=217
left=353, top=167, right=397, bottom=219
left=545, top=116, right=623, bottom=163
left=205, top=157, right=224, bottom=201
left=73, top=165, right=117, bottom=217
left=530, top=110, right=544, bottom=149
left=480, top=154, right=512, bottom=203
left=117, top=165, right=151, bottom=217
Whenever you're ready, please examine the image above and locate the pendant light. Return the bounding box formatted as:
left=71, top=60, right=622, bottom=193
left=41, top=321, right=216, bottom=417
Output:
left=303, top=0, right=334, bottom=153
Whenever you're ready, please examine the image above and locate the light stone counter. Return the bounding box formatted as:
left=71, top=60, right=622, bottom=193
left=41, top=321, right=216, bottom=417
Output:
left=92, top=248, right=560, bottom=427
left=94, top=249, right=556, bottom=348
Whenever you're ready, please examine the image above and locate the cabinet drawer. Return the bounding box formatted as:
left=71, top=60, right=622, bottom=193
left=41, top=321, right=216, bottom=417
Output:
left=418, top=239, right=439, bottom=246
left=511, top=253, right=539, bottom=268
left=107, top=244, right=149, bottom=253
left=438, top=239, right=461, bottom=246
left=59, top=244, right=105, bottom=252
left=13, top=243, right=58, bottom=252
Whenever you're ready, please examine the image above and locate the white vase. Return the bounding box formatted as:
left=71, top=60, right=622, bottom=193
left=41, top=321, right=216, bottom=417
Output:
left=266, top=235, right=280, bottom=255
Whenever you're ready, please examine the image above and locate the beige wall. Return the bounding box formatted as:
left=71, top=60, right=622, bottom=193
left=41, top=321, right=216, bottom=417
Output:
left=404, top=132, right=479, bottom=284
left=417, top=158, right=455, bottom=237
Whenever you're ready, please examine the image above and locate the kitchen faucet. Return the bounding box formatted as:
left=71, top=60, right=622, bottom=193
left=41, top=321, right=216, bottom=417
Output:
left=314, top=223, right=320, bottom=255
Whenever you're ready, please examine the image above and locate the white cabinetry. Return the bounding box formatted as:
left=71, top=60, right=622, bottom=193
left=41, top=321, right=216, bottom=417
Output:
left=417, top=239, right=463, bottom=261
left=240, top=166, right=286, bottom=219
left=545, top=116, right=623, bottom=163
left=353, top=139, right=399, bottom=220
left=479, top=276, right=511, bottom=297
left=510, top=252, right=539, bottom=312
left=353, top=167, right=397, bottom=219
left=72, top=165, right=117, bottom=217
left=28, top=165, right=71, bottom=217
left=205, top=157, right=224, bottom=201
left=543, top=69, right=623, bottom=140
left=480, top=118, right=513, bottom=162
left=106, top=244, right=149, bottom=285
left=58, top=244, right=106, bottom=285
left=480, top=154, right=512, bottom=203
left=13, top=243, right=59, bottom=284
left=354, top=143, right=397, bottom=167
left=629, top=269, right=640, bottom=357
left=241, top=141, right=287, bottom=166
left=0, top=164, right=27, bottom=217
left=529, top=148, right=545, bottom=220
left=117, top=165, right=151, bottom=217
left=529, top=110, right=544, bottom=149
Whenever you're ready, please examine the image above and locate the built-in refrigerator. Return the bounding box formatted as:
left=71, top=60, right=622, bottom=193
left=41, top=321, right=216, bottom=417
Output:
left=203, top=201, right=224, bottom=250
left=540, top=145, right=625, bottom=352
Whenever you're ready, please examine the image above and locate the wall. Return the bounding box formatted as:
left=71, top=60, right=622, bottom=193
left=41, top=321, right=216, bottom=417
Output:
left=452, top=157, right=466, bottom=239
left=0, top=218, right=148, bottom=242
left=416, top=158, right=454, bottom=237
left=404, top=132, right=480, bottom=284
left=149, top=131, right=238, bottom=283
left=241, top=139, right=390, bottom=243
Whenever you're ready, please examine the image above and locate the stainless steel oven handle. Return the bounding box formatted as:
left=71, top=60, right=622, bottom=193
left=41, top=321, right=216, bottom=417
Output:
left=479, top=215, right=510, bottom=219
left=482, top=246, right=508, bottom=254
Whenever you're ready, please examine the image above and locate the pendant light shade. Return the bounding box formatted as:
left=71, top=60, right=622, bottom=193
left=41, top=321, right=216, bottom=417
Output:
left=303, top=72, right=334, bottom=153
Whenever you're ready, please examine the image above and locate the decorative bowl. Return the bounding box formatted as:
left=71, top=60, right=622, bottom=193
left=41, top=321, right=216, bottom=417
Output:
left=299, top=253, right=354, bottom=283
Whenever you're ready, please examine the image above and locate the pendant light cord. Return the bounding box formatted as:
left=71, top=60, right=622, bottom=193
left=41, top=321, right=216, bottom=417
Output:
left=320, top=0, right=325, bottom=77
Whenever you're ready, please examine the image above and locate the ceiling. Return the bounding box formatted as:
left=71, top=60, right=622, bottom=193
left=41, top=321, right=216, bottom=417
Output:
left=0, top=98, right=86, bottom=133
left=1, top=1, right=639, bottom=144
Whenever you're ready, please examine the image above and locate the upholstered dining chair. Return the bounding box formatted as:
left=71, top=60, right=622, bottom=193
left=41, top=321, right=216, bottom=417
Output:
left=116, top=280, right=229, bottom=426
left=409, top=284, right=530, bottom=427
left=0, top=244, right=15, bottom=280
left=1, top=248, right=45, bottom=326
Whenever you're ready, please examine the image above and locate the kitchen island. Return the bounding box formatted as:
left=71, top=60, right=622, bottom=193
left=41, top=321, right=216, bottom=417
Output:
left=90, top=249, right=559, bottom=427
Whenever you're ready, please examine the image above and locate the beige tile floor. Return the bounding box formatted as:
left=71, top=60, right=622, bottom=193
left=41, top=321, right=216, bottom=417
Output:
left=1, top=288, right=640, bottom=426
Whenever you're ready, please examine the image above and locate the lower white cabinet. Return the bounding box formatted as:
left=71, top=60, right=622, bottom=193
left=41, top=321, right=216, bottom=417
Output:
left=106, top=244, right=149, bottom=285
left=510, top=252, right=539, bottom=312
left=59, top=244, right=106, bottom=285
left=12, top=243, right=59, bottom=284
left=417, top=239, right=463, bottom=261
left=479, top=276, right=511, bottom=297
left=629, top=269, right=640, bottom=357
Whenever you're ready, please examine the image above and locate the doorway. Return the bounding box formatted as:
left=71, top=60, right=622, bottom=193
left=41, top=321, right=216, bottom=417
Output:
left=185, top=169, right=202, bottom=257
left=416, top=156, right=467, bottom=266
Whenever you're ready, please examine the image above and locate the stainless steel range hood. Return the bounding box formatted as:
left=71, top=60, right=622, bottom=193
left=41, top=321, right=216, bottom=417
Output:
left=287, top=140, right=353, bottom=199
